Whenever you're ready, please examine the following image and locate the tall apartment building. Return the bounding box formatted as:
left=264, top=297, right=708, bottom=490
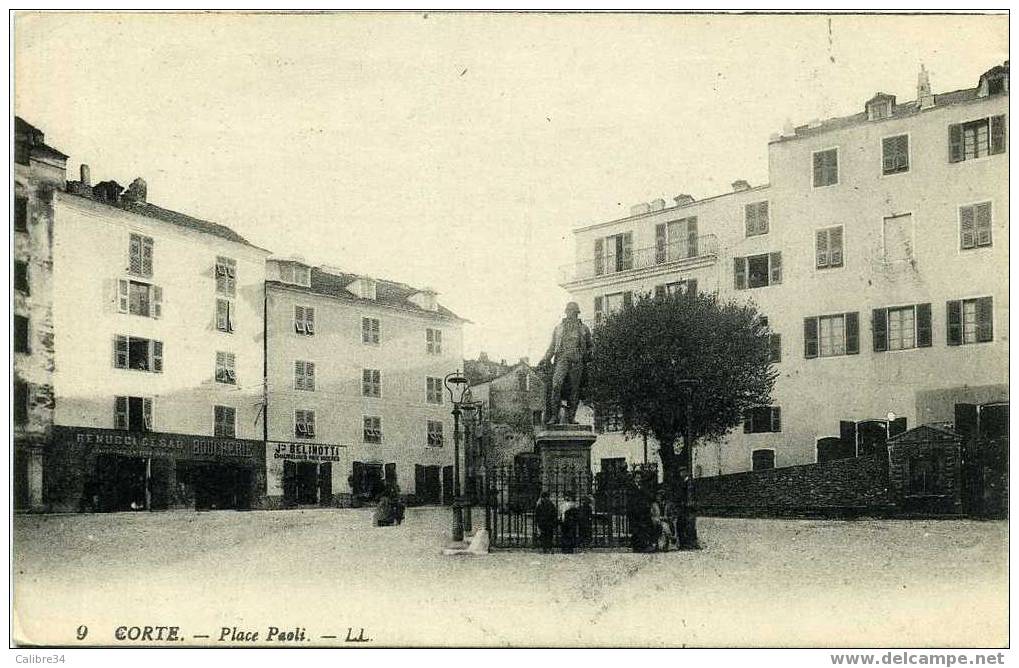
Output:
left=47, top=166, right=271, bottom=512
left=264, top=259, right=463, bottom=507
left=561, top=63, right=1008, bottom=477
left=13, top=118, right=67, bottom=511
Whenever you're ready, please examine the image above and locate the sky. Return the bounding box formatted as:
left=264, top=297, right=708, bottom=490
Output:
left=14, top=12, right=1008, bottom=363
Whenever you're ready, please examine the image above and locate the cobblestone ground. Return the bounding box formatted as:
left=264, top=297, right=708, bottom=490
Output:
left=12, top=507, right=1007, bottom=648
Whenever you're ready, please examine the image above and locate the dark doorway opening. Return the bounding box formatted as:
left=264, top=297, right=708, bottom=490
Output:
left=414, top=464, right=441, bottom=504
left=191, top=464, right=251, bottom=511
left=93, top=454, right=148, bottom=512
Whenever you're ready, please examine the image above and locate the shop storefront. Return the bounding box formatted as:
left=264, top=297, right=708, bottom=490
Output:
left=266, top=441, right=349, bottom=508
left=46, top=426, right=266, bottom=513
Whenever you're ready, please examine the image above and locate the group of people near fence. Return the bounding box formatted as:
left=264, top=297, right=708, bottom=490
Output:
left=534, top=490, right=593, bottom=553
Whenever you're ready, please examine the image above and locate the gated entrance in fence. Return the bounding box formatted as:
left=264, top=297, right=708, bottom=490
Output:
left=480, top=463, right=655, bottom=549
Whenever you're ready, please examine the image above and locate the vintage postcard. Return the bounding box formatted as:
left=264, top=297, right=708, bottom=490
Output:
left=10, top=10, right=1009, bottom=652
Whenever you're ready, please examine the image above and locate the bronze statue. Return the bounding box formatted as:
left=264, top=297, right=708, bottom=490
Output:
left=538, top=301, right=593, bottom=424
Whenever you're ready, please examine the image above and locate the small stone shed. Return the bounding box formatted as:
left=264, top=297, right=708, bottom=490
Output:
left=886, top=424, right=963, bottom=514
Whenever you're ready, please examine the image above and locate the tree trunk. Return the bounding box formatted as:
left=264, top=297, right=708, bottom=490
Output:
left=658, top=438, right=679, bottom=488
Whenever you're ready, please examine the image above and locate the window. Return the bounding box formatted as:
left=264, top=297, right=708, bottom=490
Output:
left=815, top=226, right=844, bottom=269
left=950, top=115, right=1006, bottom=162
left=14, top=196, right=27, bottom=232
left=363, top=416, right=382, bottom=443
left=882, top=134, right=909, bottom=175
left=654, top=279, right=697, bottom=299
left=294, top=305, right=316, bottom=335
left=867, top=99, right=892, bottom=121
left=14, top=261, right=29, bottom=294
left=960, top=202, right=993, bottom=249
left=744, top=407, right=781, bottom=434
left=734, top=252, right=781, bottom=289
left=593, top=291, right=633, bottom=324
left=595, top=410, right=624, bottom=433
left=295, top=361, right=316, bottom=391
left=295, top=410, right=316, bottom=439
left=115, top=396, right=153, bottom=432
left=427, top=420, right=444, bottom=447
left=14, top=315, right=29, bottom=353
left=113, top=335, right=163, bottom=372
left=804, top=313, right=859, bottom=358
left=216, top=298, right=234, bottom=333
left=362, top=317, right=380, bottom=344
left=118, top=280, right=162, bottom=318
left=873, top=304, right=932, bottom=352
left=426, top=328, right=442, bottom=354
left=947, top=297, right=993, bottom=346
left=215, top=257, right=236, bottom=297
left=882, top=214, right=913, bottom=263
left=594, top=232, right=633, bottom=275
left=745, top=201, right=769, bottom=237
left=752, top=449, right=776, bottom=471
left=128, top=234, right=154, bottom=278
left=280, top=263, right=311, bottom=287
left=362, top=369, right=381, bottom=398
left=214, top=405, right=236, bottom=438
left=812, top=148, right=838, bottom=187
left=426, top=377, right=443, bottom=404
left=215, top=352, right=236, bottom=384
left=655, top=217, right=698, bottom=262
left=768, top=334, right=782, bottom=363
left=14, top=379, right=28, bottom=425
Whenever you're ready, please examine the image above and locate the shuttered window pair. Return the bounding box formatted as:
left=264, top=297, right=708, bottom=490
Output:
left=947, top=297, right=993, bottom=346
left=745, top=201, right=769, bottom=237
left=362, top=317, right=380, bottom=344
left=593, top=291, right=633, bottom=324
left=128, top=234, right=154, bottom=278
left=215, top=352, right=236, bottom=384
left=734, top=253, right=782, bottom=289
left=363, top=416, right=382, bottom=443
left=654, top=279, right=697, bottom=299
left=115, top=396, right=152, bottom=432
left=960, top=202, right=993, bottom=249
left=362, top=369, right=381, bottom=397
left=595, top=232, right=633, bottom=275
left=815, top=227, right=844, bottom=269
left=214, top=405, right=236, bottom=438
left=295, top=409, right=316, bottom=438
left=744, top=407, right=781, bottom=433
left=215, top=257, right=237, bottom=297
left=873, top=304, right=932, bottom=352
left=812, top=148, right=838, bottom=187
left=655, top=218, right=698, bottom=262
left=427, top=420, right=444, bottom=447
left=113, top=335, right=163, bottom=372
left=295, top=360, right=316, bottom=391
left=294, top=305, right=316, bottom=335
left=216, top=298, right=234, bottom=333
left=426, top=328, right=442, bottom=354
left=426, top=377, right=443, bottom=404
left=949, top=115, right=1006, bottom=162
left=118, top=279, right=162, bottom=318
left=882, top=134, right=910, bottom=175
left=804, top=313, right=859, bottom=358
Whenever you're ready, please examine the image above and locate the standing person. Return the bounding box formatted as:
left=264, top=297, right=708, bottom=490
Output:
left=559, top=491, right=580, bottom=553
left=374, top=490, right=393, bottom=527
left=651, top=489, right=674, bottom=551
left=534, top=490, right=557, bottom=553
left=578, top=495, right=594, bottom=548
left=538, top=302, right=593, bottom=424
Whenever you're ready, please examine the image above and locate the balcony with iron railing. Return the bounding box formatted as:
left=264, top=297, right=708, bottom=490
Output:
left=559, top=234, right=719, bottom=287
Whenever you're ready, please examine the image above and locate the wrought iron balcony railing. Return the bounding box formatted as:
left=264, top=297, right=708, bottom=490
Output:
left=559, top=234, right=719, bottom=285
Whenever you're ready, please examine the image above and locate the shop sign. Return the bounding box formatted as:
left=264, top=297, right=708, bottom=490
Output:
left=54, top=426, right=261, bottom=462
left=270, top=441, right=346, bottom=462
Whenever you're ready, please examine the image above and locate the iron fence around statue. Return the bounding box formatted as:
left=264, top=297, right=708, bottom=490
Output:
left=482, top=464, right=651, bottom=549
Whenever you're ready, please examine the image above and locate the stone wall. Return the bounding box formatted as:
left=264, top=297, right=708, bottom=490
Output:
left=694, top=454, right=895, bottom=518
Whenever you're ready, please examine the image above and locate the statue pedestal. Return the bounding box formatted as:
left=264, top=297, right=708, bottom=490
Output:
left=535, top=425, right=596, bottom=490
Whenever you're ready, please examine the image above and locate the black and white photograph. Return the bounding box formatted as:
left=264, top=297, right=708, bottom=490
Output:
left=9, top=10, right=1009, bottom=654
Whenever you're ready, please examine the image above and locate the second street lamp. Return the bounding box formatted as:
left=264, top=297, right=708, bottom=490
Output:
left=444, top=370, right=469, bottom=542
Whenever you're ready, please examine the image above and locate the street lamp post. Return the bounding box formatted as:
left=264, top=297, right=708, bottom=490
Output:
left=444, top=370, right=469, bottom=542
left=676, top=378, right=701, bottom=549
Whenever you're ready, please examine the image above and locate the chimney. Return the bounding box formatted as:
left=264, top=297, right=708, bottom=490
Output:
left=92, top=180, right=124, bottom=204
left=479, top=351, right=489, bottom=362
left=79, top=164, right=91, bottom=187
left=122, top=177, right=148, bottom=204
left=673, top=194, right=694, bottom=207
left=630, top=202, right=651, bottom=216
left=732, top=180, right=751, bottom=192
left=917, top=64, right=935, bottom=109
left=500, top=359, right=506, bottom=367
left=649, top=198, right=666, bottom=212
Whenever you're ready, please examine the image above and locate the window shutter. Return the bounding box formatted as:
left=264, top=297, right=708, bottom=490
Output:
left=839, top=420, right=857, bottom=453
left=949, top=124, right=963, bottom=162
left=769, top=334, right=781, bottom=363
left=975, top=202, right=992, bottom=246
left=115, top=396, right=128, bottom=430
left=813, top=151, right=824, bottom=185
left=150, top=285, right=162, bottom=319
left=882, top=137, right=896, bottom=173
left=129, top=235, right=142, bottom=274
left=306, top=362, right=316, bottom=390
left=305, top=307, right=315, bottom=334
left=960, top=205, right=976, bottom=249
left=916, top=303, right=932, bottom=348
left=622, top=291, right=633, bottom=310
left=216, top=299, right=228, bottom=331
left=307, top=412, right=315, bottom=437
left=594, top=238, right=604, bottom=275
left=114, top=335, right=128, bottom=368
left=769, top=252, right=782, bottom=285
left=141, top=237, right=154, bottom=277
left=118, top=280, right=129, bottom=313
left=946, top=300, right=962, bottom=346
left=143, top=398, right=153, bottom=430
left=745, top=204, right=756, bottom=236
left=889, top=417, right=907, bottom=439
left=815, top=229, right=829, bottom=268
left=845, top=312, right=859, bottom=355
left=152, top=340, right=163, bottom=373
left=758, top=202, right=769, bottom=234
left=655, top=224, right=667, bottom=263
left=295, top=306, right=305, bottom=333
left=226, top=300, right=234, bottom=332
left=990, top=114, right=1006, bottom=154
left=803, top=317, right=819, bottom=359
left=770, top=407, right=781, bottom=433
left=654, top=285, right=666, bottom=299
left=686, top=278, right=698, bottom=297
left=872, top=308, right=888, bottom=352
left=686, top=217, right=698, bottom=257
left=830, top=227, right=844, bottom=267
left=621, top=233, right=633, bottom=269
left=976, top=296, right=993, bottom=342
left=594, top=296, right=603, bottom=323
left=734, top=257, right=747, bottom=290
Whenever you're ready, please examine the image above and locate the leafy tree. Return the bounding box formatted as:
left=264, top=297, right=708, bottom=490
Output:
left=588, top=290, right=777, bottom=485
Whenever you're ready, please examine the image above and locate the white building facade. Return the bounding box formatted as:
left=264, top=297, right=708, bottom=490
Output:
left=264, top=259, right=464, bottom=507
left=562, top=63, right=1009, bottom=477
